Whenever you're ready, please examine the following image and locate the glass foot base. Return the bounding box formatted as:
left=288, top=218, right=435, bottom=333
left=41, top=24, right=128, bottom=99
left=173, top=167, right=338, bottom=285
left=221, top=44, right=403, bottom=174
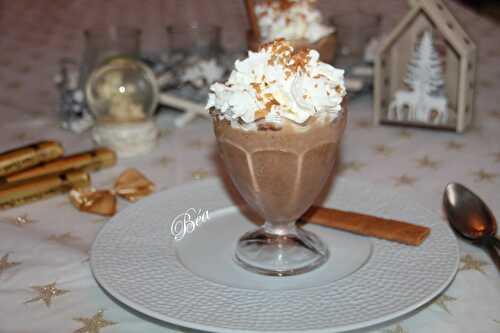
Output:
left=234, top=225, right=329, bottom=276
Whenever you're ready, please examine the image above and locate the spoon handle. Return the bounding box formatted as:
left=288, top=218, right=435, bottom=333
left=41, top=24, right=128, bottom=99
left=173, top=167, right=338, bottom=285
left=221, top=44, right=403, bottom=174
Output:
left=484, top=239, right=500, bottom=272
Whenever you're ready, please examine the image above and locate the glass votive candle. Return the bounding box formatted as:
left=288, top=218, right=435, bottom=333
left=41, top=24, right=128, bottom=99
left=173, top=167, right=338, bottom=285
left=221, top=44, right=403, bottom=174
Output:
left=162, top=24, right=225, bottom=103
left=330, top=12, right=381, bottom=67
left=166, top=24, right=222, bottom=60
left=81, top=25, right=141, bottom=83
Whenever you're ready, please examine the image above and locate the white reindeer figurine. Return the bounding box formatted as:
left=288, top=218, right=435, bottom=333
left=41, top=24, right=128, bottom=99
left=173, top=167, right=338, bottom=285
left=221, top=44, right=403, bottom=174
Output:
left=388, top=91, right=417, bottom=121
left=424, top=95, right=448, bottom=124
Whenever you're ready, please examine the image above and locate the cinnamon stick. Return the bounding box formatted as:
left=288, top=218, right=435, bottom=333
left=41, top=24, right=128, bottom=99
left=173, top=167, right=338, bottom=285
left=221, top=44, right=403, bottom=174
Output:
left=302, top=206, right=430, bottom=246
left=243, top=0, right=260, bottom=42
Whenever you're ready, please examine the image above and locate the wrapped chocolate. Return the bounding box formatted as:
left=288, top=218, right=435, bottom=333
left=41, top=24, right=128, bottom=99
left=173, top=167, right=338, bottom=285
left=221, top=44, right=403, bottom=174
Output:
left=69, top=168, right=154, bottom=216
left=0, top=170, right=90, bottom=210
left=4, top=147, right=117, bottom=183
left=0, top=141, right=64, bottom=177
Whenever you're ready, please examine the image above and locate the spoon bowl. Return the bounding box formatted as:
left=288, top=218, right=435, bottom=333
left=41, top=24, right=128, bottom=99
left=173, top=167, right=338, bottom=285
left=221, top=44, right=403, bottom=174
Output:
left=443, top=183, right=497, bottom=241
left=443, top=182, right=500, bottom=271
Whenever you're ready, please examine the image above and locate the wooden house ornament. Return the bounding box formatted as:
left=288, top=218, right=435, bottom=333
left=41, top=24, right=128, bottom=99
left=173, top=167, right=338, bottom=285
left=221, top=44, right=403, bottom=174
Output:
left=374, top=0, right=476, bottom=132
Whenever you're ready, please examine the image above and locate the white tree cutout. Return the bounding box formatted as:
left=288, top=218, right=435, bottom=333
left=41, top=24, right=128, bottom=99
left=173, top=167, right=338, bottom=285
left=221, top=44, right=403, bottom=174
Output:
left=388, top=31, right=448, bottom=124
left=405, top=31, right=444, bottom=95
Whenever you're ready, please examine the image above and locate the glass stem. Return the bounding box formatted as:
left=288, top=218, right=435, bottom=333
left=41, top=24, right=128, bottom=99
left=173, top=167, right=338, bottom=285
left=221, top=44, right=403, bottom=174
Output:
left=262, top=220, right=298, bottom=236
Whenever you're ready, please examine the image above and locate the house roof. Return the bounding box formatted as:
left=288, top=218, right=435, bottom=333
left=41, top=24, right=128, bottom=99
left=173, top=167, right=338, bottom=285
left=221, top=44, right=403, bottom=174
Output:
left=379, top=0, right=476, bottom=58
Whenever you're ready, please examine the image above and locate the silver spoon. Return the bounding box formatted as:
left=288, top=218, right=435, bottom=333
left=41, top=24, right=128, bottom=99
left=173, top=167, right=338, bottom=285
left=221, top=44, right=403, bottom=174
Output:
left=443, top=183, right=500, bottom=270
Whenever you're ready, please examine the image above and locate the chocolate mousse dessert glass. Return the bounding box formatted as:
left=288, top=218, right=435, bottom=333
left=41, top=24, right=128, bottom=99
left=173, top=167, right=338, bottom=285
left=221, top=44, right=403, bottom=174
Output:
left=207, top=40, right=346, bottom=276
left=248, top=0, right=336, bottom=63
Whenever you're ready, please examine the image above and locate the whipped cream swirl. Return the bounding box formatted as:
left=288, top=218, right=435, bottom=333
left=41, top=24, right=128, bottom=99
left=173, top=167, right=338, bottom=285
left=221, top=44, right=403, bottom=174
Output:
left=206, top=40, right=345, bottom=128
left=255, top=0, right=334, bottom=43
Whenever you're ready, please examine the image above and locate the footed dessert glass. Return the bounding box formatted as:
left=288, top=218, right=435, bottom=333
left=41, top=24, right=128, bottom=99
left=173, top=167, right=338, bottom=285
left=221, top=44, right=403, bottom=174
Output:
left=213, top=111, right=347, bottom=276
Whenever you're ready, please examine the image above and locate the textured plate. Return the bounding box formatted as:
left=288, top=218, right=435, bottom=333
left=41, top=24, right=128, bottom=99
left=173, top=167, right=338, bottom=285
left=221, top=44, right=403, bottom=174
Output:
left=91, top=178, right=459, bottom=333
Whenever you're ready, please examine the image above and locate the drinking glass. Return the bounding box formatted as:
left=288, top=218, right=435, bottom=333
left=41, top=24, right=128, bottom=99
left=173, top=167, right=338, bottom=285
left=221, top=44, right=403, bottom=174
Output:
left=81, top=25, right=159, bottom=157
left=162, top=24, right=224, bottom=106
left=165, top=24, right=222, bottom=60
left=330, top=12, right=381, bottom=67
left=82, top=25, right=141, bottom=81
left=212, top=111, right=347, bottom=276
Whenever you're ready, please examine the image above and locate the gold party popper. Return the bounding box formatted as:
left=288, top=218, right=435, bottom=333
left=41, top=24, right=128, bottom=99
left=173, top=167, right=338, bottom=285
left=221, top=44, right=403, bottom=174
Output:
left=0, top=170, right=90, bottom=210
left=0, top=141, right=64, bottom=177
left=3, top=147, right=116, bottom=183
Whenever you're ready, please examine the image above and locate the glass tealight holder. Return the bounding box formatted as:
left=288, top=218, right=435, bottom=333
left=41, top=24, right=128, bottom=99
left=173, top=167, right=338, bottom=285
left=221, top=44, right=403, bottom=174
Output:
left=330, top=12, right=381, bottom=67
left=166, top=24, right=222, bottom=60
left=85, top=57, right=159, bottom=158
left=162, top=24, right=224, bottom=103
left=82, top=25, right=141, bottom=80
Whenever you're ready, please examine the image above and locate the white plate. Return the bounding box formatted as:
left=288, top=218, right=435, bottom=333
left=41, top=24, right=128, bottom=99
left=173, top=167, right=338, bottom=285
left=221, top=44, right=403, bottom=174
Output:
left=91, top=178, right=459, bottom=333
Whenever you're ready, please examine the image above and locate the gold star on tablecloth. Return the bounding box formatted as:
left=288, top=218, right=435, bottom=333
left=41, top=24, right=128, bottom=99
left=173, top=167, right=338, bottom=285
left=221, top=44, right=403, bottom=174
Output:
left=158, top=128, right=172, bottom=138
left=354, top=119, right=372, bottom=129
left=479, top=79, right=494, bottom=88
left=56, top=200, right=72, bottom=208
left=13, top=132, right=29, bottom=141
left=0, top=253, right=20, bottom=276
left=0, top=58, right=12, bottom=67
left=489, top=111, right=500, bottom=120
left=2, top=214, right=37, bottom=227
left=373, top=144, right=393, bottom=156
left=158, top=156, right=175, bottom=168
left=32, top=110, right=48, bottom=120
left=394, top=174, right=416, bottom=186
left=446, top=141, right=464, bottom=151
left=383, top=324, right=408, bottom=333
left=0, top=98, right=12, bottom=107
left=37, top=88, right=51, bottom=98
left=25, top=282, right=69, bottom=307
left=17, top=64, right=32, bottom=74
left=91, top=218, right=108, bottom=224
left=192, top=169, right=209, bottom=180
left=338, top=161, right=366, bottom=173
left=398, top=130, right=412, bottom=139
left=416, top=155, right=440, bottom=169
left=6, top=81, right=22, bottom=90
left=473, top=169, right=497, bottom=183
left=469, top=124, right=483, bottom=135
left=186, top=139, right=207, bottom=150
left=433, top=294, right=457, bottom=314
left=48, top=232, right=80, bottom=245
left=459, top=254, right=489, bottom=273
left=73, top=310, right=116, bottom=333
left=488, top=48, right=500, bottom=57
